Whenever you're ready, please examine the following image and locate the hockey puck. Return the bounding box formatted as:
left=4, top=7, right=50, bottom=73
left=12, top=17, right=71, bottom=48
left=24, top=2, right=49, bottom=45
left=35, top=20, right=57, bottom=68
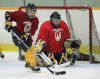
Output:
left=60, top=71, right=66, bottom=75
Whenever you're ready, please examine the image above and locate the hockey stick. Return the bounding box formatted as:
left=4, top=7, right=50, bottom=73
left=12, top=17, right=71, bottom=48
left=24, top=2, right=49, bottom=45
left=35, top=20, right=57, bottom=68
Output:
left=11, top=30, right=66, bottom=75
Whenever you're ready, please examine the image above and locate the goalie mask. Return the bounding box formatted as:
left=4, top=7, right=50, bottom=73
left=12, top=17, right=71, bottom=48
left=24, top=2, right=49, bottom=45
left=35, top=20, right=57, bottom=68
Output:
left=26, top=3, right=36, bottom=19
left=50, top=12, right=61, bottom=29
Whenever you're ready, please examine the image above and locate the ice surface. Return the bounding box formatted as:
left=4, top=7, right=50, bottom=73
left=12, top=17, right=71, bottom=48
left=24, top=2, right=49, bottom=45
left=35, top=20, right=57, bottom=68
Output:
left=0, top=51, right=100, bottom=79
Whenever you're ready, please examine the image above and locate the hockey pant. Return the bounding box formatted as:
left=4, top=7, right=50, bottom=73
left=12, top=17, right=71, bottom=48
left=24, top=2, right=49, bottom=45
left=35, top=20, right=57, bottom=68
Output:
left=25, top=46, right=37, bottom=66
left=12, top=29, right=37, bottom=67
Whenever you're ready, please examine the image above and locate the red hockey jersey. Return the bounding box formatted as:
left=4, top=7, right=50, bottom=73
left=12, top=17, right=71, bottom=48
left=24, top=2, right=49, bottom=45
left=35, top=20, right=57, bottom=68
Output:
left=37, top=20, right=71, bottom=53
left=7, top=10, right=39, bottom=42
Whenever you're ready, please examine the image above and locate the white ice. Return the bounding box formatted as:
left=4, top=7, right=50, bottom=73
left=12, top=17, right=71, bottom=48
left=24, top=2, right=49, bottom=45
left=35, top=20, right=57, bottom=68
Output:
left=0, top=51, right=100, bottom=79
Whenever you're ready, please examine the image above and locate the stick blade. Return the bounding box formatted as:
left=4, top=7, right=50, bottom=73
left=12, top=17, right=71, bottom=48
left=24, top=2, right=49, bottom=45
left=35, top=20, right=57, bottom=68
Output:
left=55, top=71, right=66, bottom=75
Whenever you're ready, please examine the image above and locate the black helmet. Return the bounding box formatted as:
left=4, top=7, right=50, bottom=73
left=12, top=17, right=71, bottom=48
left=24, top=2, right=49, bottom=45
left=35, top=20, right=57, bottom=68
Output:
left=50, top=12, right=61, bottom=29
left=26, top=3, right=36, bottom=19
left=50, top=12, right=61, bottom=20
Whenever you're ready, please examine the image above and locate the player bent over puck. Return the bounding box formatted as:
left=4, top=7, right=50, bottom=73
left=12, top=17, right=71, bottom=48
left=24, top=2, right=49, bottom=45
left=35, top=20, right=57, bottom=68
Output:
left=35, top=12, right=81, bottom=68
left=4, top=3, right=40, bottom=72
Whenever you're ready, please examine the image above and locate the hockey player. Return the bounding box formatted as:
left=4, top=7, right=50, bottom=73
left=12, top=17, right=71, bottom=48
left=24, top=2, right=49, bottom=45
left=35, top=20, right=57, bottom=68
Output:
left=0, top=44, right=4, bottom=58
left=35, top=12, right=81, bottom=67
left=4, top=3, right=40, bottom=71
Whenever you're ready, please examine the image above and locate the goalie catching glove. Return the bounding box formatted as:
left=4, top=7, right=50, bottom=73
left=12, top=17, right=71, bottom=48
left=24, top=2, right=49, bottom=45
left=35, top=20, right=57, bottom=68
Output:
left=64, top=39, right=81, bottom=51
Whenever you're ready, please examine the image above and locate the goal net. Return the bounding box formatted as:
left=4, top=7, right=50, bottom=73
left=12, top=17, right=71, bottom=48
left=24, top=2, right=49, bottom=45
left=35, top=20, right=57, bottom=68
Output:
left=18, top=6, right=100, bottom=63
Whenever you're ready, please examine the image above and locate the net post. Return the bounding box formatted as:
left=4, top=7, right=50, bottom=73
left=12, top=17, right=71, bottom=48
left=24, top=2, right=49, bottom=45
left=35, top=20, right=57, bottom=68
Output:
left=89, top=7, right=93, bottom=64
left=23, top=0, right=25, bottom=6
left=63, top=0, right=66, bottom=6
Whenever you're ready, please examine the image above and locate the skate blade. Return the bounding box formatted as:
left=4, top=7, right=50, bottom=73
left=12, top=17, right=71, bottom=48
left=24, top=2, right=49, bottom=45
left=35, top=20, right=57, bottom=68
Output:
left=32, top=70, right=41, bottom=73
left=24, top=67, right=31, bottom=70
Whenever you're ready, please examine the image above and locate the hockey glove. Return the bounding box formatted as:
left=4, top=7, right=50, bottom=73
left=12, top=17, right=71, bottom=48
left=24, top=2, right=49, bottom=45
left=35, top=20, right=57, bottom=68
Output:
left=5, top=21, right=13, bottom=32
left=25, top=32, right=31, bottom=37
left=21, top=32, right=31, bottom=41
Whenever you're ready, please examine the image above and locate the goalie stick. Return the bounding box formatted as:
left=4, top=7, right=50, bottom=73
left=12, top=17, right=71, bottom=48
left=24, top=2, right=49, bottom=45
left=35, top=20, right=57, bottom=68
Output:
left=11, top=30, right=66, bottom=75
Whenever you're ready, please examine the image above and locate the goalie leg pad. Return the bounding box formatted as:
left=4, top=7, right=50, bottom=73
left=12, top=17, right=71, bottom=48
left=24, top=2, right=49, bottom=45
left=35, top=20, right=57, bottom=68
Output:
left=26, top=46, right=36, bottom=67
left=51, top=49, right=70, bottom=68
left=67, top=53, right=77, bottom=65
left=52, top=49, right=67, bottom=64
left=36, top=52, right=56, bottom=66
left=51, top=52, right=70, bottom=68
left=59, top=53, right=69, bottom=65
left=47, top=53, right=56, bottom=64
left=36, top=54, right=48, bottom=66
left=71, top=54, right=77, bottom=65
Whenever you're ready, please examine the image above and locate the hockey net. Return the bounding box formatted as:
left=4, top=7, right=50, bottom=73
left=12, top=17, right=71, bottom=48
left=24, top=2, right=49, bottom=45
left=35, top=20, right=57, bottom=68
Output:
left=18, top=6, right=100, bottom=63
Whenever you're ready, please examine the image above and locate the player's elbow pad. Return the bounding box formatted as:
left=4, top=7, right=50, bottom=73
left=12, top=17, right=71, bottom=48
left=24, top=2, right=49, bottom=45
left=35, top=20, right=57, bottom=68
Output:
left=34, top=39, right=46, bottom=53
left=5, top=11, right=11, bottom=21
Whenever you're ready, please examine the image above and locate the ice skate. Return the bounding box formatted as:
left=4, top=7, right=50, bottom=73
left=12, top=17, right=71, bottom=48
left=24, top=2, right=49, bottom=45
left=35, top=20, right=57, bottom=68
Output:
left=70, top=55, right=77, bottom=65
left=31, top=66, right=41, bottom=72
left=0, top=52, right=4, bottom=58
left=25, top=62, right=30, bottom=68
